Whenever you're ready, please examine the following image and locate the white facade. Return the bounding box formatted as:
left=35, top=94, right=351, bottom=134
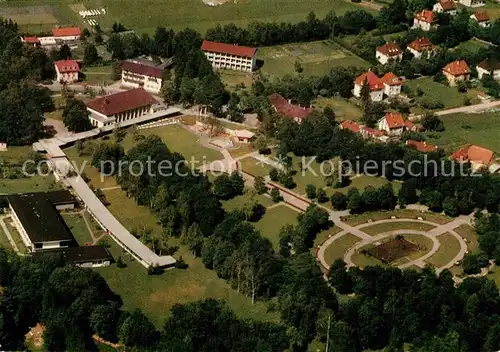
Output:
left=477, top=66, right=500, bottom=80
left=377, top=118, right=404, bottom=136
left=121, top=70, right=163, bottom=94
left=460, top=0, right=485, bottom=7
left=433, top=2, right=457, bottom=14
left=384, top=84, right=401, bottom=97
left=353, top=83, right=384, bottom=102
left=470, top=14, right=490, bottom=27
left=376, top=51, right=402, bottom=65
left=88, top=105, right=153, bottom=128
left=413, top=18, right=436, bottom=31
left=55, top=67, right=78, bottom=83
left=407, top=46, right=434, bottom=59
left=204, top=51, right=256, bottom=72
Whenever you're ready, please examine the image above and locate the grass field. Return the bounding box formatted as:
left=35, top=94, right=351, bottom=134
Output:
left=253, top=204, right=299, bottom=251
left=239, top=157, right=272, bottom=177
left=359, top=221, right=436, bottom=236
left=343, top=209, right=452, bottom=226
left=0, top=176, right=60, bottom=195
left=323, top=233, right=360, bottom=265
left=453, top=39, right=492, bottom=53
left=453, top=224, right=478, bottom=253
left=222, top=191, right=274, bottom=212
left=425, top=112, right=500, bottom=155
left=426, top=232, right=461, bottom=268
left=406, top=77, right=480, bottom=110
left=326, top=175, right=402, bottom=197
left=312, top=97, right=363, bottom=121
left=351, top=250, right=386, bottom=268
left=258, top=40, right=370, bottom=76
left=65, top=146, right=118, bottom=189
left=314, top=226, right=343, bottom=248
left=219, top=70, right=253, bottom=90
left=62, top=212, right=94, bottom=246
left=81, top=65, right=116, bottom=86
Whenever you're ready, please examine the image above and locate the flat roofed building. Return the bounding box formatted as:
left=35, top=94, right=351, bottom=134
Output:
left=55, top=59, right=79, bottom=83
left=7, top=191, right=77, bottom=252
left=86, top=88, right=157, bottom=128
left=33, top=246, right=113, bottom=268
left=121, top=58, right=165, bottom=94
left=201, top=40, right=257, bottom=72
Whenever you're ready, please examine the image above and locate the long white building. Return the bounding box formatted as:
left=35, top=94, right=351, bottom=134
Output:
left=121, top=58, right=165, bottom=94
left=201, top=40, right=257, bottom=72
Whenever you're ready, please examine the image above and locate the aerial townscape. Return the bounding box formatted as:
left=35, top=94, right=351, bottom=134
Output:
left=1, top=0, right=500, bottom=351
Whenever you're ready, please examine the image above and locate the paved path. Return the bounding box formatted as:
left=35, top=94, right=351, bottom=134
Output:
left=0, top=215, right=19, bottom=254
left=409, top=100, right=500, bottom=121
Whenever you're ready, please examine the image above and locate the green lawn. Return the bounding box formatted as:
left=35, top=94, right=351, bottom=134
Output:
left=327, top=175, right=402, bottom=197
left=253, top=204, right=299, bottom=251
left=0, top=176, right=60, bottom=195
left=222, top=191, right=274, bottom=212
left=65, top=146, right=118, bottom=189
left=343, top=209, right=452, bottom=226
left=239, top=157, right=272, bottom=177
left=81, top=65, right=116, bottom=86
left=406, top=77, right=480, bottom=110
left=312, top=97, right=363, bottom=121
left=314, top=226, right=343, bottom=248
left=425, top=112, right=500, bottom=155
left=351, top=251, right=386, bottom=268
left=323, top=233, right=360, bottom=265
left=426, top=232, right=461, bottom=268
left=453, top=39, right=492, bottom=53
left=359, top=221, right=436, bottom=236
left=453, top=224, right=478, bottom=253
left=219, top=70, right=253, bottom=91
left=62, top=212, right=94, bottom=246
left=5, top=218, right=28, bottom=254
left=258, top=40, right=370, bottom=76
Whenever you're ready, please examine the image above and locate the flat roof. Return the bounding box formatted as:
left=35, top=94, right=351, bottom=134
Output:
left=7, top=191, right=77, bottom=244
left=32, top=245, right=112, bottom=264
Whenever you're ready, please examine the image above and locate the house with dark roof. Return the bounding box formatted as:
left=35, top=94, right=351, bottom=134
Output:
left=471, top=11, right=490, bottom=27
left=86, top=88, right=157, bottom=128
left=407, top=38, right=437, bottom=59
left=201, top=40, right=257, bottom=72
left=376, top=42, right=403, bottom=64
left=121, top=56, right=168, bottom=94
left=477, top=58, right=500, bottom=80
left=433, top=0, right=457, bottom=15
left=442, top=60, right=470, bottom=86
left=377, top=112, right=406, bottom=136
left=268, top=93, right=314, bottom=123
left=413, top=10, right=438, bottom=31
left=33, top=246, right=113, bottom=268
left=7, top=191, right=78, bottom=252
left=55, top=60, right=79, bottom=83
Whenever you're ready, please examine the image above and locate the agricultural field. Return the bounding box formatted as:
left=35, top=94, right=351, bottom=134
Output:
left=425, top=112, right=500, bottom=155
left=258, top=40, right=370, bottom=76
left=0, top=0, right=370, bottom=35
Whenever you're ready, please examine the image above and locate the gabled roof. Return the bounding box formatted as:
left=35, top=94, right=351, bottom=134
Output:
left=268, top=93, right=314, bottom=121
left=380, top=72, right=402, bottom=86
left=340, top=120, right=361, bottom=133
left=415, top=10, right=437, bottom=23
left=377, top=42, right=403, bottom=57
left=354, top=71, right=384, bottom=91
left=362, top=127, right=385, bottom=137
left=23, top=36, right=40, bottom=44
left=404, top=120, right=415, bottom=130
left=408, top=37, right=435, bottom=52
left=55, top=60, right=79, bottom=73
left=477, top=58, right=500, bottom=72
left=451, top=145, right=493, bottom=165
left=52, top=27, right=81, bottom=37
left=384, top=112, right=405, bottom=129
left=201, top=40, right=257, bottom=58
left=472, top=11, right=489, bottom=22
left=438, top=0, right=456, bottom=11
left=87, top=88, right=157, bottom=117
left=122, top=60, right=163, bottom=78
left=406, top=140, right=438, bottom=153
left=443, top=60, right=470, bottom=76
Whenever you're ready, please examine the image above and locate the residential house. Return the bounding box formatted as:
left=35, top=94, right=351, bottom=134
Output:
left=353, top=71, right=385, bottom=102
left=377, top=112, right=405, bottom=136
left=451, top=144, right=494, bottom=171
left=407, top=37, right=437, bottom=59
left=21, top=36, right=40, bottom=47
left=201, top=40, right=257, bottom=72
left=477, top=58, right=500, bottom=80
left=121, top=57, right=167, bottom=94
left=406, top=140, right=438, bottom=153
left=442, top=60, right=470, bottom=86
left=413, top=10, right=438, bottom=31
left=380, top=72, right=403, bottom=97
left=52, top=27, right=81, bottom=41
left=470, top=11, right=490, bottom=27
left=433, top=0, right=457, bottom=15
left=460, top=0, right=485, bottom=7
left=340, top=120, right=362, bottom=134
left=268, top=93, right=314, bottom=123
left=403, top=120, right=424, bottom=132
left=361, top=127, right=388, bottom=142
left=55, top=59, right=79, bottom=83
left=376, top=42, right=403, bottom=65
left=86, top=88, right=157, bottom=128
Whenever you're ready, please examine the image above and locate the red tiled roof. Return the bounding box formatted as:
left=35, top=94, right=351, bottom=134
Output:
left=384, top=112, right=405, bottom=129
left=406, top=140, right=438, bottom=153
left=473, top=11, right=490, bottom=22
left=55, top=60, right=79, bottom=73
left=340, top=120, right=361, bottom=133
left=404, top=120, right=415, bottom=130
left=451, top=145, right=493, bottom=165
left=52, top=27, right=81, bottom=38
left=380, top=72, right=402, bottom=86
left=438, top=0, right=456, bottom=11
left=377, top=42, right=403, bottom=57
left=87, top=88, right=157, bottom=117
left=268, top=93, right=314, bottom=121
left=443, top=60, right=470, bottom=76
left=363, top=127, right=385, bottom=137
left=415, top=10, right=437, bottom=23
left=354, top=71, right=384, bottom=91
left=201, top=40, right=256, bottom=58
left=23, top=36, right=40, bottom=44
left=407, top=37, right=435, bottom=52
left=122, top=61, right=163, bottom=79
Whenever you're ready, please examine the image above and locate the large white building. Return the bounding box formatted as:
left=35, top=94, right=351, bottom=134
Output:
left=52, top=27, right=82, bottom=41
left=86, top=88, right=157, bottom=128
left=55, top=59, right=79, bottom=83
left=201, top=40, right=257, bottom=72
left=121, top=57, right=166, bottom=94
